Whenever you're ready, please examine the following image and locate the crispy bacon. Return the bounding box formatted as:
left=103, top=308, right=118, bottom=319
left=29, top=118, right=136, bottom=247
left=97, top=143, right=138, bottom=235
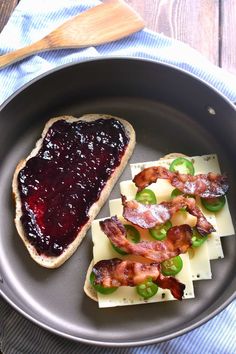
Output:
left=157, top=272, right=185, bottom=301
left=122, top=195, right=215, bottom=236
left=92, top=258, right=185, bottom=300
left=133, top=166, right=228, bottom=198
left=99, top=216, right=192, bottom=262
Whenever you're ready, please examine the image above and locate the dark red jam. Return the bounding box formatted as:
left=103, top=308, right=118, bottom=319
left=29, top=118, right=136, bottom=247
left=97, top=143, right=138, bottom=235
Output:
left=18, top=118, right=130, bottom=257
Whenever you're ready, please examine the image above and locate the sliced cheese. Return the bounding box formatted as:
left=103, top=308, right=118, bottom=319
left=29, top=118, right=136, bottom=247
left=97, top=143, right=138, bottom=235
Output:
left=91, top=216, right=194, bottom=308
left=176, top=253, right=195, bottom=299
left=207, top=233, right=224, bottom=260
left=89, top=154, right=231, bottom=308
left=118, top=178, right=220, bottom=279
left=120, top=180, right=138, bottom=200
left=188, top=242, right=212, bottom=280
left=171, top=210, right=223, bottom=261
left=200, top=198, right=234, bottom=237
left=120, top=179, right=174, bottom=203
left=171, top=210, right=197, bottom=228
left=110, top=197, right=223, bottom=269
left=109, top=198, right=124, bottom=216
left=130, top=154, right=216, bottom=178
left=205, top=214, right=224, bottom=260
left=109, top=197, right=213, bottom=281
left=130, top=154, right=235, bottom=238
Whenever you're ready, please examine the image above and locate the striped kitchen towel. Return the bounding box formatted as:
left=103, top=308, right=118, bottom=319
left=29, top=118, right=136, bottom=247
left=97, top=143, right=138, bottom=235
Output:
left=0, top=1, right=236, bottom=354
left=1, top=0, right=236, bottom=105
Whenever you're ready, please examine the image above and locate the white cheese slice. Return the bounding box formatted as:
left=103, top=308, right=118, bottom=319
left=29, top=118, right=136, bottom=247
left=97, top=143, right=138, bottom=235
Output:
left=118, top=177, right=220, bottom=279
left=207, top=232, right=224, bottom=260
left=187, top=242, right=212, bottom=280
left=91, top=217, right=194, bottom=308
left=89, top=154, right=231, bottom=308
left=176, top=254, right=195, bottom=299
left=109, top=197, right=213, bottom=281
left=171, top=209, right=223, bottom=261
left=200, top=198, right=234, bottom=237
left=130, top=154, right=216, bottom=178
left=119, top=178, right=223, bottom=261
left=120, top=179, right=174, bottom=203
left=130, top=154, right=235, bottom=238
left=109, top=198, right=124, bottom=216
left=120, top=180, right=138, bottom=200
left=205, top=214, right=224, bottom=260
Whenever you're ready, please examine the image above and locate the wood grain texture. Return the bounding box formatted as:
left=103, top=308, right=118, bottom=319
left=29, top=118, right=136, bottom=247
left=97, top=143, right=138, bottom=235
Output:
left=0, top=0, right=236, bottom=75
left=220, top=0, right=236, bottom=74
left=0, top=0, right=18, bottom=32
left=126, top=0, right=219, bottom=65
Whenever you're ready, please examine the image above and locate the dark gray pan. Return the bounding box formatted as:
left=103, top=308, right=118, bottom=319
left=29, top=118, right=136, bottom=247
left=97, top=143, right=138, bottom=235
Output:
left=0, top=58, right=235, bottom=347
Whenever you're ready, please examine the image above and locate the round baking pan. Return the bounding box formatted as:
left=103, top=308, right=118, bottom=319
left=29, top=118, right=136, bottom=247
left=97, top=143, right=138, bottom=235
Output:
left=0, top=58, right=235, bottom=346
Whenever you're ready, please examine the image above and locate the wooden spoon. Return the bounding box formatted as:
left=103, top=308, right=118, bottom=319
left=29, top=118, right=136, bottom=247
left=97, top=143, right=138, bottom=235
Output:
left=0, top=0, right=144, bottom=69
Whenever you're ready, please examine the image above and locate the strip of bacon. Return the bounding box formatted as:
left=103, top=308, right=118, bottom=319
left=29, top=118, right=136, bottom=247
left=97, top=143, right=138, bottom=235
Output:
left=133, top=166, right=228, bottom=198
left=92, top=258, right=185, bottom=300
left=157, top=272, right=185, bottom=301
left=99, top=216, right=192, bottom=263
left=122, top=195, right=215, bottom=236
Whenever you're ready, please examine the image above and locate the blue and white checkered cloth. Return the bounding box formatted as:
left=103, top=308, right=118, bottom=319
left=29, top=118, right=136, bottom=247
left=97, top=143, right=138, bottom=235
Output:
left=0, top=1, right=236, bottom=353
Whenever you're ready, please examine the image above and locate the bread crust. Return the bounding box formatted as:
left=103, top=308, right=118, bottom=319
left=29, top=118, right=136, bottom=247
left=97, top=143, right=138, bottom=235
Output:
left=83, top=260, right=98, bottom=302
left=12, top=114, right=135, bottom=268
left=161, top=152, right=187, bottom=160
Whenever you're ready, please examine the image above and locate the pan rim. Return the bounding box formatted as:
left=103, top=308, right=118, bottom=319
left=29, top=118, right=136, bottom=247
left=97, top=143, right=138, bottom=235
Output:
left=0, top=56, right=235, bottom=346
left=1, top=56, right=236, bottom=112
left=1, top=289, right=235, bottom=347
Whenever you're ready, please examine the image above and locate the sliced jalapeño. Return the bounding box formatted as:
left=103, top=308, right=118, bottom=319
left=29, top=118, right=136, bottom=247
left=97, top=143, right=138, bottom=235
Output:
left=191, top=227, right=208, bottom=248
left=201, top=196, right=226, bottom=212
left=171, top=188, right=183, bottom=198
left=149, top=220, right=172, bottom=241
left=169, top=157, right=195, bottom=175
left=136, top=278, right=158, bottom=299
left=161, top=255, right=183, bottom=276
left=111, top=224, right=140, bottom=255
left=90, top=272, right=118, bottom=295
left=135, top=188, right=157, bottom=205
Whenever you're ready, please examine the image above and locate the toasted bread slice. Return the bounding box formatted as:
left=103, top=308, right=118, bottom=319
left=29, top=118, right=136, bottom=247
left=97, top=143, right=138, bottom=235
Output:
left=12, top=114, right=135, bottom=268
left=84, top=152, right=189, bottom=302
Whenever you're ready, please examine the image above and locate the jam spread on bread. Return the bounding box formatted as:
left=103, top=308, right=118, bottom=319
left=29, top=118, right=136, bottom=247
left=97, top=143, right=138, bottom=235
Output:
left=17, top=118, right=129, bottom=256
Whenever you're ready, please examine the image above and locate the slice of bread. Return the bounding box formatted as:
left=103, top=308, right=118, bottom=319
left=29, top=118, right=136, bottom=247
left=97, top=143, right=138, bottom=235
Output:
left=84, top=152, right=188, bottom=303
left=12, top=114, right=135, bottom=268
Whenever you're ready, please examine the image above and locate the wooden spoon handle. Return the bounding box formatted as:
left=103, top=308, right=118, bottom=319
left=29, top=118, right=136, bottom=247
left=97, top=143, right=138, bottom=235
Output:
left=0, top=38, right=49, bottom=68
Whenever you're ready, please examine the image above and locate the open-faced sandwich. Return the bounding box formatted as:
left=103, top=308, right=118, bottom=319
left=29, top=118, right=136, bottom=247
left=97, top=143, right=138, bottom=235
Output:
left=84, top=153, right=234, bottom=307
left=12, top=114, right=135, bottom=268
